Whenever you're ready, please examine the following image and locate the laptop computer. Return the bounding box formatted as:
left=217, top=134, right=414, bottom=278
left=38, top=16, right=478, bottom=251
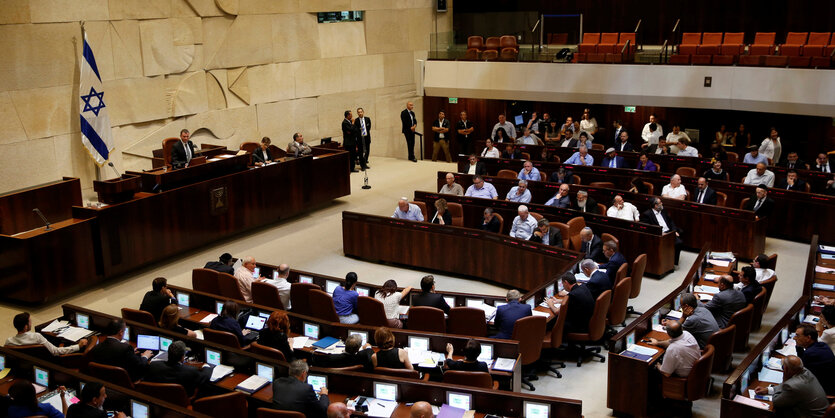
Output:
left=244, top=314, right=267, bottom=339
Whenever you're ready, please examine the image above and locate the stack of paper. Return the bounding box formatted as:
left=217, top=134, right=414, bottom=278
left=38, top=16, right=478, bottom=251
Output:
left=193, top=330, right=204, bottom=340
left=532, top=310, right=550, bottom=318
left=210, top=365, right=234, bottom=382
left=236, top=375, right=270, bottom=393
left=803, top=314, right=821, bottom=324
left=366, top=399, right=398, bottom=417
left=698, top=294, right=714, bottom=302
left=397, top=306, right=410, bottom=316
left=437, top=404, right=466, bottom=418
left=758, top=368, right=783, bottom=383
left=666, top=310, right=683, bottom=320
left=776, top=344, right=797, bottom=357
left=694, top=285, right=720, bottom=294
left=815, top=265, right=835, bottom=274
left=407, top=348, right=441, bottom=368
left=708, top=259, right=731, bottom=267
left=492, top=357, right=516, bottom=371
left=710, top=252, right=735, bottom=260
left=765, top=357, right=783, bottom=371
left=58, top=327, right=94, bottom=342
left=575, top=273, right=590, bottom=283
left=819, top=245, right=835, bottom=254
left=703, top=273, right=721, bottom=282
left=813, top=283, right=835, bottom=291
left=41, top=320, right=70, bottom=333
left=200, top=314, right=218, bottom=323
left=733, top=395, right=770, bottom=410
left=291, top=337, right=308, bottom=349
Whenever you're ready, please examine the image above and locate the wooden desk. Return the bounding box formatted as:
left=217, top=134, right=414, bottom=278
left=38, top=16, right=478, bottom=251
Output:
left=342, top=211, right=583, bottom=291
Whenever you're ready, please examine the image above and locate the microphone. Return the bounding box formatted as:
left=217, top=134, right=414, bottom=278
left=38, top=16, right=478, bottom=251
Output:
left=362, top=170, right=371, bottom=190
left=32, top=208, right=52, bottom=231
left=107, top=161, right=121, bottom=178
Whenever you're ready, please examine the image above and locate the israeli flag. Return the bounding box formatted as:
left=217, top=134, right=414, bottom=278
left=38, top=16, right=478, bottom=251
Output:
left=79, top=30, right=114, bottom=166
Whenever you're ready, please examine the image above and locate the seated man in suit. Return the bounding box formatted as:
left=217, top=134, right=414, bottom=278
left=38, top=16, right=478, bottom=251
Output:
left=755, top=356, right=830, bottom=417
left=411, top=275, right=450, bottom=314
left=139, top=277, right=176, bottom=322
left=704, top=276, right=747, bottom=328
left=580, top=258, right=611, bottom=299
left=287, top=132, right=313, bottom=157
left=253, top=136, right=273, bottom=165
left=794, top=323, right=835, bottom=395
left=640, top=197, right=684, bottom=265
left=571, top=190, right=598, bottom=213
left=464, top=154, right=488, bottom=176
left=600, top=148, right=628, bottom=169
left=546, top=272, right=595, bottom=333
left=778, top=152, right=808, bottom=171
left=579, top=227, right=606, bottom=263
left=776, top=170, right=807, bottom=192
left=647, top=320, right=700, bottom=377
left=693, top=177, right=717, bottom=205
left=545, top=183, right=571, bottom=208
left=6, top=312, right=87, bottom=356
left=743, top=184, right=775, bottom=220
left=312, top=334, right=373, bottom=370
left=89, top=319, right=153, bottom=381
left=501, top=143, right=522, bottom=159
left=144, top=341, right=211, bottom=395
left=204, top=252, right=234, bottom=274
left=813, top=152, right=834, bottom=173
left=550, top=166, right=575, bottom=184
left=273, top=360, right=329, bottom=418
left=615, top=131, right=635, bottom=153
left=171, top=129, right=196, bottom=169
left=663, top=293, right=719, bottom=349
left=599, top=241, right=627, bottom=287
left=737, top=266, right=763, bottom=305
left=529, top=218, right=563, bottom=247
left=493, top=289, right=532, bottom=339
left=480, top=207, right=501, bottom=233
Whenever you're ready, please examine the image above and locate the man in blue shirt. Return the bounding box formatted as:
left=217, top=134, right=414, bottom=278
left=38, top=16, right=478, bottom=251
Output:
left=493, top=289, right=532, bottom=339
left=516, top=128, right=543, bottom=145
left=509, top=205, right=538, bottom=240
left=517, top=160, right=541, bottom=181
left=506, top=180, right=531, bottom=203
left=333, top=272, right=360, bottom=324
left=545, top=183, right=571, bottom=208
left=392, top=198, right=424, bottom=221
left=743, top=146, right=769, bottom=165
left=564, top=145, right=594, bottom=166
left=465, top=175, right=498, bottom=199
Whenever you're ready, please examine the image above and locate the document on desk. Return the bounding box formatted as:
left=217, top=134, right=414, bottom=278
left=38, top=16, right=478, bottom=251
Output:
left=775, top=344, right=797, bottom=357
left=758, top=368, right=783, bottom=384
left=41, top=320, right=70, bottom=333
left=708, top=259, right=731, bottom=267
left=407, top=348, right=441, bottom=368
left=492, top=357, right=516, bottom=371
left=209, top=365, right=234, bottom=382
left=698, top=294, right=714, bottom=302
left=58, top=327, right=94, bottom=342
left=531, top=310, right=550, bottom=318
left=747, top=389, right=772, bottom=401
left=733, top=394, right=770, bottom=410
left=819, top=245, right=835, bottom=254
left=822, top=254, right=835, bottom=260
left=366, top=399, right=398, bottom=417
left=694, top=285, right=720, bottom=294
left=575, top=273, right=590, bottom=283
left=765, top=356, right=783, bottom=371
left=235, top=375, right=270, bottom=394
left=199, top=313, right=218, bottom=324
left=437, top=404, right=467, bottom=418
left=291, top=337, right=308, bottom=349
left=666, top=310, right=683, bottom=320
left=623, top=344, right=660, bottom=361
left=194, top=330, right=204, bottom=340
left=803, top=314, right=821, bottom=324
left=813, top=283, right=835, bottom=291
left=470, top=303, right=497, bottom=320
left=702, top=273, right=721, bottom=282
left=816, top=265, right=835, bottom=274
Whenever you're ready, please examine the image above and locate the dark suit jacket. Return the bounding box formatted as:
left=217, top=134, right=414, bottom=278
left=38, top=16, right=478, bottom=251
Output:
left=258, top=328, right=294, bottom=361
left=145, top=361, right=211, bottom=395
left=601, top=156, right=628, bottom=169
left=776, top=179, right=807, bottom=192
left=432, top=118, right=450, bottom=142
left=342, top=119, right=357, bottom=147
left=89, top=337, right=149, bottom=381
left=412, top=292, right=451, bottom=314
left=740, top=282, right=762, bottom=305
left=312, top=348, right=373, bottom=370
left=743, top=196, right=775, bottom=218
left=615, top=142, right=634, bottom=153
left=272, top=377, right=329, bottom=418
left=565, top=284, right=595, bottom=333
left=581, top=235, right=606, bottom=263
left=253, top=147, right=272, bottom=164
left=139, top=291, right=175, bottom=322
left=778, top=159, right=808, bottom=170
left=401, top=109, right=416, bottom=134
left=599, top=252, right=627, bottom=287
left=466, top=162, right=488, bottom=176
left=204, top=261, right=234, bottom=275
left=640, top=208, right=682, bottom=234
left=550, top=171, right=575, bottom=184
left=571, top=197, right=598, bottom=214
left=529, top=227, right=563, bottom=247
left=812, top=158, right=834, bottom=173
left=501, top=150, right=523, bottom=159
left=646, top=144, right=670, bottom=155
left=171, top=140, right=196, bottom=168
left=480, top=216, right=501, bottom=233
left=493, top=301, right=532, bottom=339
left=585, top=270, right=611, bottom=299
left=704, top=288, right=747, bottom=328
left=66, top=403, right=108, bottom=418
left=209, top=316, right=249, bottom=346
left=692, top=187, right=718, bottom=205
left=354, top=116, right=371, bottom=140
left=797, top=342, right=835, bottom=394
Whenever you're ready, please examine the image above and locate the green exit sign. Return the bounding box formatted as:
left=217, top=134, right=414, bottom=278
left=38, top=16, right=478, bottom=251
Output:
left=448, top=98, right=458, bottom=104
left=624, top=106, right=636, bottom=113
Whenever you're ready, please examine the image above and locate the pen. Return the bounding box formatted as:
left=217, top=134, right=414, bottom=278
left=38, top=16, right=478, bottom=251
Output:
left=377, top=402, right=384, bottom=407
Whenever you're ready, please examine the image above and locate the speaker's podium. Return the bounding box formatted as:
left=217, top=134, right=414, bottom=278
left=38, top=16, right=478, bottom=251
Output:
left=0, top=177, right=99, bottom=304
left=93, top=174, right=142, bottom=204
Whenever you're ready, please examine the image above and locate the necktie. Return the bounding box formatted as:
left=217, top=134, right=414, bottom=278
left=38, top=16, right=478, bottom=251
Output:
left=788, top=162, right=794, bottom=169
left=610, top=159, right=615, bottom=168
left=361, top=119, right=367, bottom=136
left=698, top=190, right=704, bottom=203
left=185, top=142, right=192, bottom=162
left=754, top=199, right=762, bottom=211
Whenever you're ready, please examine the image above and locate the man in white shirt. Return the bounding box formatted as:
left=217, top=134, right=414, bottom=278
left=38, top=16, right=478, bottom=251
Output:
left=661, top=174, right=688, bottom=200
left=759, top=127, right=782, bottom=165
left=676, top=138, right=699, bottom=157
left=506, top=180, right=531, bottom=203
left=743, top=163, right=776, bottom=187
left=647, top=321, right=700, bottom=377
left=641, top=115, right=663, bottom=143
left=516, top=128, right=543, bottom=145
left=509, top=205, right=538, bottom=240
left=392, top=197, right=425, bottom=221
left=439, top=172, right=464, bottom=196
left=491, top=114, right=516, bottom=139
left=665, top=124, right=690, bottom=146
left=270, top=264, right=293, bottom=309
left=6, top=312, right=87, bottom=356
left=235, top=256, right=264, bottom=303
left=607, top=195, right=640, bottom=221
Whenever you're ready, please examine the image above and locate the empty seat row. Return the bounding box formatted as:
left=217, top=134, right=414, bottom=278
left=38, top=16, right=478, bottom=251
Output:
left=670, top=32, right=834, bottom=68
left=467, top=35, right=519, bottom=52
left=575, top=32, right=637, bottom=64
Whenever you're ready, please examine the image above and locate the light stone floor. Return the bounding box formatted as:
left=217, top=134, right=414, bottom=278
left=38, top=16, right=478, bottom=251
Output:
left=0, top=156, right=810, bottom=417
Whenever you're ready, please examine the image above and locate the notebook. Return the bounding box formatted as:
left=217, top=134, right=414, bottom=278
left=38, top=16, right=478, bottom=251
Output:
left=311, top=336, right=339, bottom=349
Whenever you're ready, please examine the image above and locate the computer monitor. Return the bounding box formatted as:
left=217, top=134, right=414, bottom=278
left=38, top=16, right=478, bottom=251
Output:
left=466, top=298, right=483, bottom=307
left=447, top=391, right=472, bottom=411
left=205, top=348, right=221, bottom=366
left=160, top=336, right=173, bottom=352
left=304, top=323, right=319, bottom=339
left=307, top=374, right=327, bottom=393
left=299, top=275, right=313, bottom=284
left=514, top=115, right=524, bottom=126
left=348, top=330, right=368, bottom=346
left=443, top=296, right=455, bottom=308
left=524, top=401, right=550, bottom=417
left=626, top=331, right=635, bottom=347
left=545, top=284, right=555, bottom=298
left=478, top=343, right=493, bottom=362
left=356, top=287, right=369, bottom=297
left=374, top=382, right=397, bottom=401
left=79, top=381, right=85, bottom=393
left=0, top=354, right=5, bottom=371
left=136, top=335, right=160, bottom=351
left=526, top=298, right=536, bottom=309
left=272, top=270, right=280, bottom=280
left=325, top=280, right=340, bottom=294
left=408, top=336, right=430, bottom=351
left=76, top=313, right=90, bottom=330
left=259, top=311, right=270, bottom=318
left=131, top=400, right=149, bottom=418
left=253, top=267, right=260, bottom=277
left=123, top=326, right=130, bottom=342
left=673, top=296, right=681, bottom=311
left=256, top=362, right=274, bottom=382
left=177, top=292, right=190, bottom=306
left=216, top=301, right=224, bottom=314
left=245, top=315, right=267, bottom=331
left=34, top=366, right=49, bottom=387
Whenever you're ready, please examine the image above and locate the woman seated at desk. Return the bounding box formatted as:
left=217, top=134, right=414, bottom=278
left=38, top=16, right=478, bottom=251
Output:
left=7, top=380, right=67, bottom=418
left=371, top=327, right=413, bottom=370
left=375, top=280, right=412, bottom=328
left=159, top=304, right=197, bottom=338
left=258, top=311, right=294, bottom=361
left=432, top=199, right=453, bottom=225
left=253, top=136, right=272, bottom=166
left=209, top=300, right=253, bottom=346
left=444, top=339, right=489, bottom=372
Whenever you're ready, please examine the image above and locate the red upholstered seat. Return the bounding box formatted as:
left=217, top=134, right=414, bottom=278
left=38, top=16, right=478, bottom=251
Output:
left=467, top=36, right=484, bottom=51
left=749, top=32, right=776, bottom=55
left=617, top=32, right=637, bottom=54
left=802, top=32, right=832, bottom=56
left=697, top=32, right=723, bottom=55
left=596, top=32, right=620, bottom=54
left=720, top=32, right=745, bottom=55
left=578, top=33, right=600, bottom=54
left=678, top=33, right=701, bottom=55
left=779, top=32, right=808, bottom=56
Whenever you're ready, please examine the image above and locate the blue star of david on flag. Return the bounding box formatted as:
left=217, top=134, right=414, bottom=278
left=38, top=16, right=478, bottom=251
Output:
left=80, top=87, right=106, bottom=116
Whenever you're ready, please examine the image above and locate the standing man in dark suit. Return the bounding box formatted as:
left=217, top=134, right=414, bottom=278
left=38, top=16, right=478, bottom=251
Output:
left=411, top=275, right=450, bottom=314
left=88, top=319, right=152, bottom=381
left=354, top=107, right=371, bottom=166
left=139, top=277, right=176, bottom=321
left=546, top=273, right=595, bottom=333
left=599, top=241, right=627, bottom=287
left=401, top=101, right=418, bottom=162
left=776, top=170, right=807, bottom=192
left=493, top=289, right=532, bottom=339
left=171, top=129, right=196, bottom=169
left=794, top=323, right=835, bottom=395
left=743, top=184, right=775, bottom=220
left=144, top=341, right=211, bottom=395
left=342, top=110, right=365, bottom=172
left=693, top=177, right=718, bottom=205
left=579, top=227, right=606, bottom=263
left=272, top=360, right=329, bottom=418
left=580, top=259, right=612, bottom=299
left=456, top=111, right=475, bottom=156
left=204, top=253, right=234, bottom=275
left=640, top=197, right=684, bottom=265
left=611, top=120, right=624, bottom=147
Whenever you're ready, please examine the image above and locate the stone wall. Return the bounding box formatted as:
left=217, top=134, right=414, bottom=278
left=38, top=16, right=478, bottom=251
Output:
left=0, top=0, right=452, bottom=194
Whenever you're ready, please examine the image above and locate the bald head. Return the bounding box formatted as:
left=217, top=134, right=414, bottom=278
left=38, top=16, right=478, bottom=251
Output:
left=410, top=401, right=434, bottom=418
left=666, top=320, right=683, bottom=338
left=327, top=402, right=350, bottom=418
left=782, top=355, right=804, bottom=379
